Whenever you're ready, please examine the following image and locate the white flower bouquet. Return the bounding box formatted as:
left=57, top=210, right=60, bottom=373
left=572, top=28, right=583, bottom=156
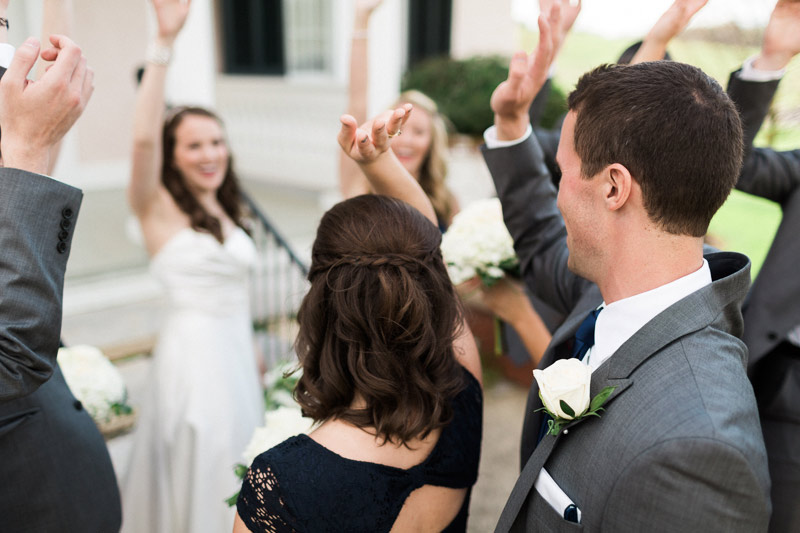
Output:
left=227, top=360, right=312, bottom=506
left=57, top=344, right=135, bottom=438
left=440, top=197, right=519, bottom=286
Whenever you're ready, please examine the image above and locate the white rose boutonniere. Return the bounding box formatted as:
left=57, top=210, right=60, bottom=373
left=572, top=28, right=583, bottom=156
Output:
left=533, top=359, right=616, bottom=436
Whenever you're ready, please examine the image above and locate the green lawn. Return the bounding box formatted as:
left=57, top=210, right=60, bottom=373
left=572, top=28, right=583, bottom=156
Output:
left=516, top=29, right=795, bottom=277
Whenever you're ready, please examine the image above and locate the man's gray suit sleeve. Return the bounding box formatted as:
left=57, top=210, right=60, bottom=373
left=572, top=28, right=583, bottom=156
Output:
left=481, top=134, right=591, bottom=316
left=602, top=437, right=770, bottom=532
left=0, top=169, right=81, bottom=401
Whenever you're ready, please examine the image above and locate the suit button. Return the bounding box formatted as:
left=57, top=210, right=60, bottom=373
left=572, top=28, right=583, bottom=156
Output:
left=56, top=242, right=68, bottom=254
left=62, top=207, right=73, bottom=219
left=73, top=400, right=83, bottom=411
left=58, top=230, right=69, bottom=241
left=767, top=332, right=778, bottom=341
left=60, top=219, right=71, bottom=230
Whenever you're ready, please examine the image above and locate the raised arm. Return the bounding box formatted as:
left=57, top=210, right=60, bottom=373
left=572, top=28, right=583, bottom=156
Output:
left=338, top=0, right=384, bottom=199
left=528, top=0, right=581, bottom=182
left=484, top=11, right=591, bottom=315
left=753, top=0, right=800, bottom=72
left=0, top=35, right=93, bottom=400
left=128, top=0, right=190, bottom=216
left=630, top=0, right=708, bottom=65
left=728, top=1, right=800, bottom=202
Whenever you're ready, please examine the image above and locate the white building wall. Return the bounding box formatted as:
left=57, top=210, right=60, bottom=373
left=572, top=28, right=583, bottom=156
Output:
left=451, top=0, right=516, bottom=59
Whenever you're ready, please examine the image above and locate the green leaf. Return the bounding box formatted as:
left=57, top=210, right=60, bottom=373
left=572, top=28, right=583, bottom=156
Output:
left=234, top=463, right=249, bottom=479
left=225, top=491, right=239, bottom=507
left=589, top=386, right=617, bottom=413
left=110, top=402, right=133, bottom=416
left=560, top=400, right=576, bottom=418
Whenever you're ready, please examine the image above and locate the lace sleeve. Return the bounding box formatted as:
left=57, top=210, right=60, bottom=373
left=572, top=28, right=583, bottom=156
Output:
left=236, top=462, right=298, bottom=533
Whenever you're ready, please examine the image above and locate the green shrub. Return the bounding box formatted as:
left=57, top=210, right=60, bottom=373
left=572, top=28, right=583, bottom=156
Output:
left=401, top=55, right=567, bottom=137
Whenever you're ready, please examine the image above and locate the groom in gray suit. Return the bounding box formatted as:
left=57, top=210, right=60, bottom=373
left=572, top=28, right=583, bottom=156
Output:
left=482, top=11, right=771, bottom=532
left=0, top=36, right=121, bottom=531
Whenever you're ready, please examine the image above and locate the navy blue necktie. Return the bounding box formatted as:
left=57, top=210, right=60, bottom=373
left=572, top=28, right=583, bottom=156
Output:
left=536, top=307, right=602, bottom=445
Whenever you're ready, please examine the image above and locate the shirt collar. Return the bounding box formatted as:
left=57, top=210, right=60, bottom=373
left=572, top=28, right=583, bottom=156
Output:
left=587, top=259, right=712, bottom=372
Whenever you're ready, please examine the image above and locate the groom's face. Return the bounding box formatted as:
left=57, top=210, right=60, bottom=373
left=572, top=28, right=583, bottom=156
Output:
left=556, top=112, right=604, bottom=280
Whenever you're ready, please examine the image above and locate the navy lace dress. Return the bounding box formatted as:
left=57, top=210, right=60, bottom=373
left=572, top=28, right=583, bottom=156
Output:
left=236, top=368, right=482, bottom=532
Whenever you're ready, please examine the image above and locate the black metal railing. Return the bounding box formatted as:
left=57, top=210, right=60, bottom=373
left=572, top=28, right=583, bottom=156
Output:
left=242, top=191, right=309, bottom=369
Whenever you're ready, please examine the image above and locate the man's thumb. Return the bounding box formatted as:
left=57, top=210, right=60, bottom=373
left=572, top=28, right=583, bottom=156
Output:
left=2, top=37, right=40, bottom=90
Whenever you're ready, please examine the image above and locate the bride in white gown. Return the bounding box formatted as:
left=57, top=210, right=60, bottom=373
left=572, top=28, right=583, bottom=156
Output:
left=122, top=1, right=263, bottom=531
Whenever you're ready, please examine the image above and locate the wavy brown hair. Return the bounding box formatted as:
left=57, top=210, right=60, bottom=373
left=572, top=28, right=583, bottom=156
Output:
left=161, top=106, right=246, bottom=242
left=294, top=195, right=465, bottom=444
left=395, top=90, right=458, bottom=227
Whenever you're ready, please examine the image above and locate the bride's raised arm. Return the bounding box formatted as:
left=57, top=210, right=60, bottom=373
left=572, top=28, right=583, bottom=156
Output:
left=337, top=104, right=437, bottom=226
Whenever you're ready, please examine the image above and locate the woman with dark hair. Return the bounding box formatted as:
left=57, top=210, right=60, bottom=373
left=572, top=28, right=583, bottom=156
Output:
left=122, top=1, right=263, bottom=532
left=234, top=108, right=482, bottom=532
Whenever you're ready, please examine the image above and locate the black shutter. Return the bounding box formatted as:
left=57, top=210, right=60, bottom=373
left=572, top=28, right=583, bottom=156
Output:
left=408, top=0, right=452, bottom=67
left=222, top=0, right=286, bottom=75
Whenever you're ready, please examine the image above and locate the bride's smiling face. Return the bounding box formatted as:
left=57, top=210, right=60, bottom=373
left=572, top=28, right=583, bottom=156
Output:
left=172, top=114, right=230, bottom=195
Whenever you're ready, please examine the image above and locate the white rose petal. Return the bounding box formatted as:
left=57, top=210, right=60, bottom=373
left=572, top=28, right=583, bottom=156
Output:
left=533, top=359, right=591, bottom=420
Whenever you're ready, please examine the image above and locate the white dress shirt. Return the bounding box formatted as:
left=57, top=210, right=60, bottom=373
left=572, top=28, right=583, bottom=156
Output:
left=586, top=260, right=712, bottom=371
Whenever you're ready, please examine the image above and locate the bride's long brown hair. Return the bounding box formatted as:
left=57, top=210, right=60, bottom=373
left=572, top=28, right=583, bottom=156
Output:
left=161, top=106, right=246, bottom=243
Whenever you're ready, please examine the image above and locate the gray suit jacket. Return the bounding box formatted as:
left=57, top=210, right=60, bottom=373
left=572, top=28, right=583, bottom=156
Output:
left=0, top=169, right=121, bottom=531
left=482, top=135, right=771, bottom=532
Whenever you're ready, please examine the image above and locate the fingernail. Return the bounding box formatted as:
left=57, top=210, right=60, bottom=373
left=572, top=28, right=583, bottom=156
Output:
left=23, top=37, right=38, bottom=47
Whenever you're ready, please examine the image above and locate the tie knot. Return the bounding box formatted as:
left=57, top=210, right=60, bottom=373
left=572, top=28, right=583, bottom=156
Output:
left=571, top=307, right=602, bottom=360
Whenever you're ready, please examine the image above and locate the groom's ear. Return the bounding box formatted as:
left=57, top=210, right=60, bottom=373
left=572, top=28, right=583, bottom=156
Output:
left=602, top=163, right=632, bottom=212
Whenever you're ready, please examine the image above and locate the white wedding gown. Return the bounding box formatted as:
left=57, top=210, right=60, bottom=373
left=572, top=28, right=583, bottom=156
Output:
left=122, top=227, right=264, bottom=533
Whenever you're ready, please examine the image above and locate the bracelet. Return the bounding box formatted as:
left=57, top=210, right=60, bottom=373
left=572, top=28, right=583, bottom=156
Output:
left=352, top=29, right=368, bottom=40
left=146, top=42, right=172, bottom=66
left=0, top=18, right=9, bottom=30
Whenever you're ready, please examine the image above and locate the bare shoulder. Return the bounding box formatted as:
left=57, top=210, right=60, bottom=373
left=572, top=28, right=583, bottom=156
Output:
left=135, top=189, right=191, bottom=257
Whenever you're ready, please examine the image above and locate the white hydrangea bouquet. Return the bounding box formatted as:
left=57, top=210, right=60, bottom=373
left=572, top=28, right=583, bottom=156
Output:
left=440, top=197, right=519, bottom=286
left=226, top=360, right=312, bottom=506
left=57, top=344, right=135, bottom=438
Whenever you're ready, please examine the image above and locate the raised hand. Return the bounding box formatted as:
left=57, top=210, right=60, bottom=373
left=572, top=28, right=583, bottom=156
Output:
left=755, top=0, right=800, bottom=71
left=338, top=104, right=412, bottom=165
left=337, top=104, right=436, bottom=224
left=152, top=0, right=191, bottom=43
left=0, top=35, right=93, bottom=173
left=631, top=0, right=708, bottom=64
left=540, top=0, right=581, bottom=56
left=650, top=0, right=707, bottom=42
left=490, top=10, right=557, bottom=140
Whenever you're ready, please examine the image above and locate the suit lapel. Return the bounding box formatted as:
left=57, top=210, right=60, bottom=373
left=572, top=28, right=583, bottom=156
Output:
left=497, top=288, right=724, bottom=532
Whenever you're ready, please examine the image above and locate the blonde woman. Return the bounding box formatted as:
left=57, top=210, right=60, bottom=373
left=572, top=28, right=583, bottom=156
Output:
left=339, top=0, right=459, bottom=230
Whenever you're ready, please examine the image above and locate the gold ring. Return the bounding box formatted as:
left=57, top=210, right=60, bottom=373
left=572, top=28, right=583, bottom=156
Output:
left=388, top=130, right=402, bottom=138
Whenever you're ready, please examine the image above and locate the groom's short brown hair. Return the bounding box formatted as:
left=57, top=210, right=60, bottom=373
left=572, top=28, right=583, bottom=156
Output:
left=567, top=61, right=743, bottom=237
